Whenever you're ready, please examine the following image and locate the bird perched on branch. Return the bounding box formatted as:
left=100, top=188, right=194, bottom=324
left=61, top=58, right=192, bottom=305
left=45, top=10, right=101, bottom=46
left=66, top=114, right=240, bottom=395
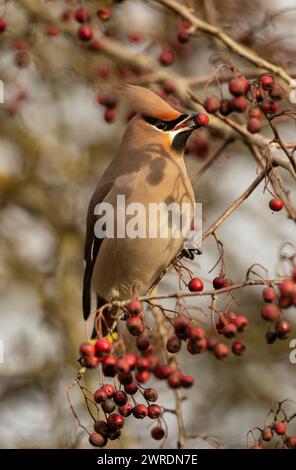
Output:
left=83, top=85, right=199, bottom=335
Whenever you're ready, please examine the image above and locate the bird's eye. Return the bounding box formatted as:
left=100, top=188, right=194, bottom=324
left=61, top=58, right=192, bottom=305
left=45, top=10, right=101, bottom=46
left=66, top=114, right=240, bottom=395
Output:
left=155, top=121, right=167, bottom=131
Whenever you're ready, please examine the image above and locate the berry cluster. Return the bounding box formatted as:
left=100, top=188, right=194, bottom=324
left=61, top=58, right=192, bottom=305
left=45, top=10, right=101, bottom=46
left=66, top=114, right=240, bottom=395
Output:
left=262, top=270, right=296, bottom=344
left=250, top=401, right=296, bottom=449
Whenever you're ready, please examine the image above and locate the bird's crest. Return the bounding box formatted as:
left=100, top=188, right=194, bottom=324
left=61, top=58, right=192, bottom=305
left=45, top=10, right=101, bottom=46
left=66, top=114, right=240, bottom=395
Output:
left=122, top=85, right=181, bottom=121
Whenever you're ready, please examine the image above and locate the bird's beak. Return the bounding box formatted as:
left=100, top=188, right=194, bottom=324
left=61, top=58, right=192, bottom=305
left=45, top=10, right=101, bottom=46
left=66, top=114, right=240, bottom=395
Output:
left=173, top=113, right=198, bottom=133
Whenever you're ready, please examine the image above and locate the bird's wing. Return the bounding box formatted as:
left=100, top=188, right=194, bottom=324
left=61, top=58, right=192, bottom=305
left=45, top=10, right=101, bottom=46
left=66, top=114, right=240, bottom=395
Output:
left=83, top=179, right=113, bottom=320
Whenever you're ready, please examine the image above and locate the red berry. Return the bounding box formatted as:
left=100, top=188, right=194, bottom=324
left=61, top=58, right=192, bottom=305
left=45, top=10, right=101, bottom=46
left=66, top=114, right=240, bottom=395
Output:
left=261, top=304, right=281, bottom=321
left=107, top=413, right=124, bottom=430
left=102, top=399, right=115, bottom=413
left=219, top=99, right=232, bottom=116
left=174, top=316, right=190, bottom=339
left=167, top=371, right=182, bottom=388
left=275, top=319, right=291, bottom=339
left=194, top=114, right=209, bottom=127
left=231, top=339, right=246, bottom=356
left=104, top=108, right=116, bottom=123
left=78, top=26, right=93, bottom=41
left=116, top=358, right=130, bottom=375
left=151, top=426, right=165, bottom=440
left=260, top=99, right=279, bottom=116
left=95, top=338, right=111, bottom=357
left=193, top=133, right=209, bottom=158
left=154, top=364, right=172, bottom=379
left=206, top=336, right=218, bottom=351
left=162, top=80, right=176, bottom=94
left=159, top=51, right=174, bottom=66
left=46, top=25, right=60, bottom=37
left=269, top=84, right=284, bottom=101
left=83, top=355, right=99, bottom=368
left=181, top=374, right=194, bottom=388
left=89, top=432, right=107, bottom=448
left=262, top=427, right=273, bottom=441
left=177, top=28, right=190, bottom=43
left=97, top=7, right=111, bottom=21
left=136, top=335, right=150, bottom=351
left=249, top=108, right=261, bottom=119
left=187, top=337, right=207, bottom=354
left=124, top=381, right=138, bottom=395
left=61, top=10, right=72, bottom=21
left=188, top=326, right=205, bottom=340
left=114, top=391, right=128, bottom=406
left=226, top=311, right=237, bottom=322
left=166, top=335, right=181, bottom=353
left=143, top=387, right=158, bottom=402
left=203, top=96, right=220, bottom=114
left=126, top=316, right=144, bottom=336
left=137, top=358, right=150, bottom=371
left=101, top=384, right=115, bottom=398
left=228, top=77, right=249, bottom=96
left=188, top=277, right=204, bottom=292
left=222, top=323, right=237, bottom=338
left=94, top=420, right=108, bottom=435
left=292, top=268, right=296, bottom=283
left=135, top=370, right=150, bottom=383
left=108, top=429, right=121, bottom=440
left=247, top=118, right=261, bottom=133
left=102, top=355, right=117, bottom=377
left=279, top=279, right=295, bottom=298
left=262, top=287, right=277, bottom=303
left=75, top=8, right=89, bottom=23
left=213, top=276, right=232, bottom=289
left=269, top=198, right=283, bottom=212
left=126, top=299, right=142, bottom=316
left=124, top=353, right=138, bottom=370
left=213, top=343, right=229, bottom=360
left=273, top=421, right=286, bottom=435
left=118, top=403, right=133, bottom=417
left=230, top=96, right=247, bottom=113
left=94, top=388, right=107, bottom=404
left=259, top=75, right=274, bottom=90
left=79, top=342, right=95, bottom=356
left=133, top=404, right=148, bottom=419
left=286, top=437, right=296, bottom=448
left=148, top=404, right=161, bottom=419
left=234, top=315, right=248, bottom=332
left=0, top=17, right=7, bottom=32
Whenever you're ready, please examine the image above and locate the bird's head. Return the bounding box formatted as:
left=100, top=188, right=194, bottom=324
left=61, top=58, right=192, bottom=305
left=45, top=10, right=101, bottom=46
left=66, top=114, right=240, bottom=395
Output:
left=122, top=85, right=199, bottom=153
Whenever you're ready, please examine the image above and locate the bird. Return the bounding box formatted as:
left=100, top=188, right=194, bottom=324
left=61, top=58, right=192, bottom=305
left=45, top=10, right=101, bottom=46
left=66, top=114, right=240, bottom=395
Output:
left=83, top=85, right=198, bottom=336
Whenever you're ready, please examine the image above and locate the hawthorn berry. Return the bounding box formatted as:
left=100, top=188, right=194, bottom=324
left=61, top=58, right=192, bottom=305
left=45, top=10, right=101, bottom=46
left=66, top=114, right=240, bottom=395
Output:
left=126, top=299, right=142, bottom=316
left=260, top=99, right=279, bottom=116
left=231, top=339, right=246, bottom=356
left=124, top=353, right=138, bottom=370
left=167, top=371, right=182, bottom=388
left=133, top=404, right=148, bottom=419
left=118, top=403, right=133, bottom=417
left=0, top=17, right=7, bottom=32
left=89, top=432, right=107, bottom=448
left=94, top=420, right=108, bottom=435
left=222, top=323, right=237, bottom=338
left=213, top=343, right=229, bottom=360
left=177, top=29, right=190, bottom=43
left=181, top=374, right=194, bottom=388
left=137, top=358, right=150, bottom=371
left=206, top=336, right=218, bottom=351
left=275, top=319, right=291, bottom=339
left=95, top=338, right=111, bottom=357
left=102, top=355, right=117, bottom=376
left=193, top=133, right=209, bottom=158
left=219, top=99, right=232, bottom=116
left=101, top=384, right=115, bottom=398
left=187, top=337, right=207, bottom=354
left=135, top=370, right=150, bottom=383
left=126, top=316, right=144, bottom=336
left=230, top=96, right=247, bottom=113
left=97, top=8, right=111, bottom=21
left=154, top=364, right=172, bottom=379
left=273, top=421, right=286, bottom=435
left=75, top=8, right=90, bottom=23
left=286, top=437, right=296, bottom=448
left=114, top=391, right=128, bottom=406
left=94, top=388, right=107, bottom=404
left=151, top=426, right=165, bottom=440
left=107, top=413, right=124, bottom=430
left=124, top=381, right=138, bottom=395
left=269, top=198, right=283, bottom=212
left=188, top=326, right=205, bottom=340
left=213, top=276, right=232, bottom=289
left=203, top=96, right=220, bottom=114
left=117, top=372, right=134, bottom=385
left=249, top=108, right=261, bottom=119
left=166, top=335, right=181, bottom=353
left=194, top=114, right=209, bottom=127
left=259, top=75, right=274, bottom=90
left=144, top=388, right=158, bottom=402
left=148, top=404, right=161, bottom=419
left=83, top=355, right=99, bottom=368
left=136, top=335, right=150, bottom=351
left=247, top=118, right=261, bottom=134
left=79, top=342, right=95, bottom=356
left=269, top=84, right=284, bottom=101
left=78, top=26, right=93, bottom=41
left=279, top=279, right=295, bottom=298
left=188, top=277, right=204, bottom=292
left=116, top=358, right=130, bottom=375
left=228, top=77, right=249, bottom=96
left=108, top=430, right=121, bottom=440
left=234, top=315, right=248, bottom=332
left=102, top=399, right=116, bottom=414
left=261, top=304, right=281, bottom=321
left=159, top=51, right=174, bottom=66
left=262, top=286, right=277, bottom=303
left=174, top=316, right=190, bottom=339
left=104, top=108, right=116, bottom=123
left=261, top=426, right=273, bottom=441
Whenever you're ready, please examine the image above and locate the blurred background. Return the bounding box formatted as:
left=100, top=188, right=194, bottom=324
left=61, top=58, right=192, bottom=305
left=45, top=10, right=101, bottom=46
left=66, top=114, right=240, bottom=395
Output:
left=0, top=0, right=295, bottom=449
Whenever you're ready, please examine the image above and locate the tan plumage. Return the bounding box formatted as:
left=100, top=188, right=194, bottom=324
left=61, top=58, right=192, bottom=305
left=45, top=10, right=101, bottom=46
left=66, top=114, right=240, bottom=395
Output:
left=83, top=85, right=197, bottom=333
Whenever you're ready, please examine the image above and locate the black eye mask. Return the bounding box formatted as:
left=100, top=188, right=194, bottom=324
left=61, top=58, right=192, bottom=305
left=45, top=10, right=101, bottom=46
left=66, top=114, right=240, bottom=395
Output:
left=143, top=114, right=188, bottom=131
